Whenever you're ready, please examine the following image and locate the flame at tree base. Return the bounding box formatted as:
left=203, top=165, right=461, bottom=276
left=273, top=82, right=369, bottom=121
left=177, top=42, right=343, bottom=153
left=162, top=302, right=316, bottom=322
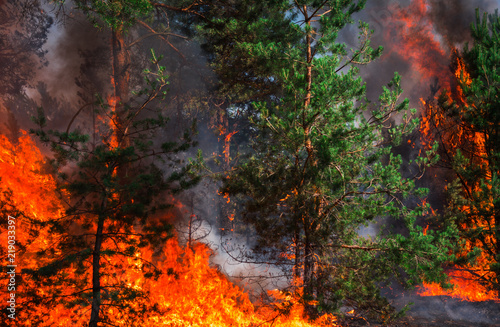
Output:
left=418, top=270, right=499, bottom=302
left=0, top=133, right=340, bottom=326
left=142, top=239, right=340, bottom=326
left=417, top=53, right=499, bottom=304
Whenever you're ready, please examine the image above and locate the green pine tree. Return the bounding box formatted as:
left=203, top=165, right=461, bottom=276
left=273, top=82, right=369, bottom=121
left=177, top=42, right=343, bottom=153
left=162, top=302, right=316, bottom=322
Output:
left=199, top=0, right=459, bottom=321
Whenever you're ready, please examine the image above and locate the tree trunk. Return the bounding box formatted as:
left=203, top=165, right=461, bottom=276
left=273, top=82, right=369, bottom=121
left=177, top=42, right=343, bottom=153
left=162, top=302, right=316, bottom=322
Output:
left=89, top=210, right=106, bottom=327
left=491, top=138, right=500, bottom=296
left=88, top=26, right=130, bottom=327
left=486, top=135, right=500, bottom=296
left=294, top=225, right=301, bottom=280
left=494, top=202, right=500, bottom=296
left=301, top=7, right=317, bottom=318
left=216, top=103, right=234, bottom=235
left=303, top=225, right=315, bottom=318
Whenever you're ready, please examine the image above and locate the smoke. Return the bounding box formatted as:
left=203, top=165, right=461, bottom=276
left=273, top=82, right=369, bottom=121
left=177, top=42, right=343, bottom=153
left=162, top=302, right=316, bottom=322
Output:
left=2, top=0, right=500, bottom=322
left=34, top=8, right=108, bottom=105
left=428, top=0, right=499, bottom=45
left=390, top=292, right=500, bottom=326
left=347, top=0, right=499, bottom=105
left=172, top=175, right=290, bottom=294
left=362, top=0, right=500, bottom=45
left=202, top=226, right=290, bottom=293
left=339, top=1, right=500, bottom=320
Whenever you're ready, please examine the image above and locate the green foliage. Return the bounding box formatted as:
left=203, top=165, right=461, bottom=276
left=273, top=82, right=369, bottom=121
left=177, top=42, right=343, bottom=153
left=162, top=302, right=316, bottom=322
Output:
left=201, top=0, right=458, bottom=321
left=53, top=0, right=153, bottom=28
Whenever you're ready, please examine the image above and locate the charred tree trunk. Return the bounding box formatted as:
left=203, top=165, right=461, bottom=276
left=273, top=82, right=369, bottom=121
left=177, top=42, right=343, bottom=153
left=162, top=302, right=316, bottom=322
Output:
left=492, top=159, right=500, bottom=296
left=88, top=26, right=130, bottom=326
left=491, top=140, right=500, bottom=296
left=494, top=207, right=500, bottom=296
left=485, top=132, right=500, bottom=296
left=216, top=103, right=234, bottom=235
left=303, top=223, right=315, bottom=318
left=89, top=205, right=106, bottom=327
left=293, top=223, right=301, bottom=280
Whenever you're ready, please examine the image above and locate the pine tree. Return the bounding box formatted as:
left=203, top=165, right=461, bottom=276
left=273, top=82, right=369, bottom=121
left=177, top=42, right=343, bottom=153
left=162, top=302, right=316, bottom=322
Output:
left=200, top=0, right=459, bottom=320
left=23, top=2, right=203, bottom=325
left=430, top=9, right=500, bottom=295
left=27, top=60, right=200, bottom=326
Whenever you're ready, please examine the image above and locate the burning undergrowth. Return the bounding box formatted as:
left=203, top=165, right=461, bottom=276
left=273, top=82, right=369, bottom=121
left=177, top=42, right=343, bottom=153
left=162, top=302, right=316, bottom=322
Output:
left=0, top=5, right=338, bottom=326
left=0, top=133, right=342, bottom=326
left=332, top=3, right=500, bottom=324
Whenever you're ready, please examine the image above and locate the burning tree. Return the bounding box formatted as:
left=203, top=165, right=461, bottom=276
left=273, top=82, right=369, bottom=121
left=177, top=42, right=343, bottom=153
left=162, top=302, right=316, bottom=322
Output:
left=12, top=1, right=203, bottom=326
left=200, top=0, right=460, bottom=321
left=0, top=132, right=340, bottom=327
left=0, top=133, right=69, bottom=324
left=421, top=9, right=500, bottom=298
left=26, top=63, right=200, bottom=327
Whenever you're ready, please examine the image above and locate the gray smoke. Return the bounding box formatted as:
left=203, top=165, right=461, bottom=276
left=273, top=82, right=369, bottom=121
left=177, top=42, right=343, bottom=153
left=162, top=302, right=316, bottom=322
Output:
left=2, top=0, right=500, bottom=322
left=350, top=1, right=500, bottom=323
left=428, top=0, right=499, bottom=45
left=348, top=0, right=500, bottom=104
left=35, top=8, right=108, bottom=105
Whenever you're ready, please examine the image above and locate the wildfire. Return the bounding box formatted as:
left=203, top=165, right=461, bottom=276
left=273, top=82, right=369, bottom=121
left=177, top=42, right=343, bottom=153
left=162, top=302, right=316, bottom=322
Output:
left=454, top=56, right=472, bottom=105
left=0, top=133, right=77, bottom=325
left=417, top=49, right=498, bottom=303
left=420, top=270, right=499, bottom=302
left=143, top=239, right=340, bottom=326
left=0, top=132, right=66, bottom=253
left=217, top=124, right=238, bottom=166
left=382, top=0, right=499, bottom=303
left=0, top=133, right=343, bottom=325
left=106, top=94, right=120, bottom=149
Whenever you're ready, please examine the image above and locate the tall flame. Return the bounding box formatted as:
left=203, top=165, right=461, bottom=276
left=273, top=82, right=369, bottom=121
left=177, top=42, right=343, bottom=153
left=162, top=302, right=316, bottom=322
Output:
left=0, top=133, right=75, bottom=325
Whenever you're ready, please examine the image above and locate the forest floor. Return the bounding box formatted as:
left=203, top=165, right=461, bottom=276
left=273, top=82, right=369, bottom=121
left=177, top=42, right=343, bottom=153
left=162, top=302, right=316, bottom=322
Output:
left=342, top=295, right=500, bottom=326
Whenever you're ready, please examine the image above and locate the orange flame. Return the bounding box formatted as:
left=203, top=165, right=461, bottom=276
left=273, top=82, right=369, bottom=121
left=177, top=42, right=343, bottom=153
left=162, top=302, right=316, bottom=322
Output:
left=454, top=56, right=473, bottom=106
left=419, top=269, right=499, bottom=302
left=106, top=94, right=119, bottom=148
left=383, top=0, right=499, bottom=303
left=417, top=52, right=498, bottom=302
left=0, top=132, right=344, bottom=326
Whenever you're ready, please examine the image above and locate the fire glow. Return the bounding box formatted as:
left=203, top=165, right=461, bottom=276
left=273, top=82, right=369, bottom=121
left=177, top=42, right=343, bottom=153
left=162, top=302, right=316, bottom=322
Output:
left=2, top=1, right=499, bottom=325
left=384, top=0, right=499, bottom=303
left=418, top=58, right=498, bottom=302
left=0, top=133, right=340, bottom=326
